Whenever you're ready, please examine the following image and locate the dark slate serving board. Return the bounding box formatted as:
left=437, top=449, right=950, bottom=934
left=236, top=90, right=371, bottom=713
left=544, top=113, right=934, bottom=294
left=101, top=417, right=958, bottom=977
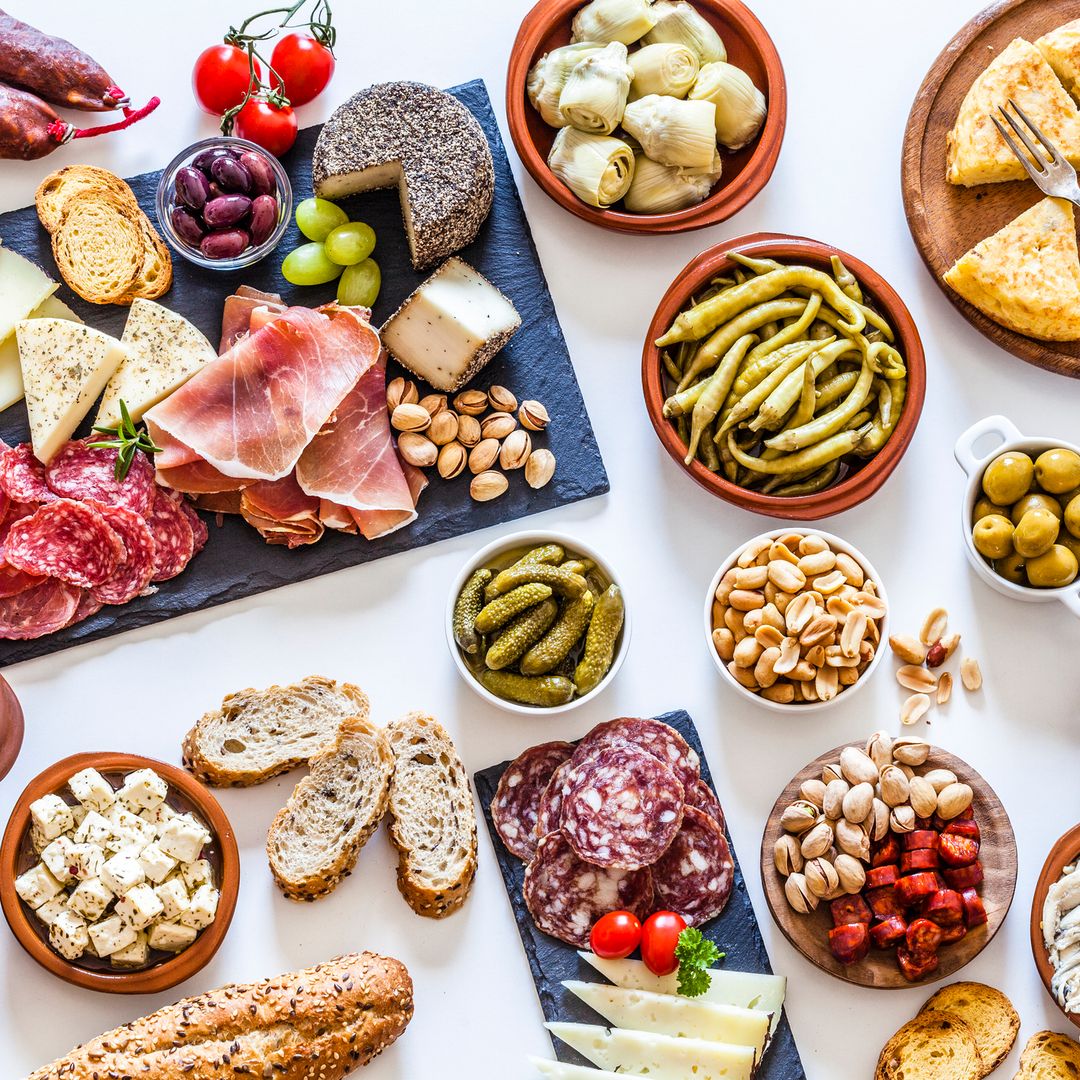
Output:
left=0, top=79, right=607, bottom=667
left=474, top=709, right=807, bottom=1079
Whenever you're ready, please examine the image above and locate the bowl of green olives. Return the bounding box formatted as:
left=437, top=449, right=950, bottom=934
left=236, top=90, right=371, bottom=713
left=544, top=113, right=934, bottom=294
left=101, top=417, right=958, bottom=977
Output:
left=955, top=415, right=1080, bottom=611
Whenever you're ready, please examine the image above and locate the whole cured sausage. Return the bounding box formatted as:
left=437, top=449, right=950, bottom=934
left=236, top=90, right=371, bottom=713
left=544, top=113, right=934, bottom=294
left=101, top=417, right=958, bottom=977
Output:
left=492, top=740, right=574, bottom=861
left=0, top=83, right=65, bottom=161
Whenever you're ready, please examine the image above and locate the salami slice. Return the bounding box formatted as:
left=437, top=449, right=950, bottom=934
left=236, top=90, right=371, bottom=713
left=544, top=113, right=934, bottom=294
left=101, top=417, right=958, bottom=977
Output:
left=561, top=740, right=685, bottom=870
left=0, top=561, right=44, bottom=599
left=88, top=502, right=157, bottom=605
left=0, top=444, right=55, bottom=504
left=5, top=501, right=124, bottom=588
left=492, top=740, right=574, bottom=861
left=687, top=778, right=726, bottom=832
left=145, top=488, right=195, bottom=582
left=0, top=578, right=81, bottom=639
left=65, top=590, right=104, bottom=628
left=45, top=440, right=155, bottom=516
left=524, top=831, right=654, bottom=947
left=174, top=496, right=209, bottom=554
left=570, top=717, right=701, bottom=792
left=651, top=806, right=734, bottom=925
left=535, top=757, right=574, bottom=840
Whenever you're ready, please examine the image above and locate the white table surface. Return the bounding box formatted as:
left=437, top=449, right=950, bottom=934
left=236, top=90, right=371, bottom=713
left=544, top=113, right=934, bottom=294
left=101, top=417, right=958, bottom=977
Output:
left=0, top=0, right=1077, bottom=1075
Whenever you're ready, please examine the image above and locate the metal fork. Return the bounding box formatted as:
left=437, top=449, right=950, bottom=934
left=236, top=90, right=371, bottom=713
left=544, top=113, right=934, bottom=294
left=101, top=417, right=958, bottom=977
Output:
left=992, top=99, right=1080, bottom=205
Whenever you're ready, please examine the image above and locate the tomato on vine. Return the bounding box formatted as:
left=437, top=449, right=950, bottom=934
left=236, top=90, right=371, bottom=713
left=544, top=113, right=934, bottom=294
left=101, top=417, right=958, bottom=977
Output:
left=192, top=45, right=260, bottom=116
left=271, top=33, right=335, bottom=106
left=235, top=98, right=298, bottom=156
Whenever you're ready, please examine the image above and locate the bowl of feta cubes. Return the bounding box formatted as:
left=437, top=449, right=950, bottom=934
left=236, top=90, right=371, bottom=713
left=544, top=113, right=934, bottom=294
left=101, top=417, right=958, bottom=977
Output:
left=0, top=752, right=238, bottom=993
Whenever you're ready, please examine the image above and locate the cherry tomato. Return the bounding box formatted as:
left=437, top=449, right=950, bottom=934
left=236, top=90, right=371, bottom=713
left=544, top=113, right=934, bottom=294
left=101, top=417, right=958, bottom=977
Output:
left=192, top=44, right=260, bottom=116
left=640, top=911, right=687, bottom=977
left=270, top=33, right=335, bottom=107
left=590, top=911, right=642, bottom=960
left=235, top=98, right=298, bottom=157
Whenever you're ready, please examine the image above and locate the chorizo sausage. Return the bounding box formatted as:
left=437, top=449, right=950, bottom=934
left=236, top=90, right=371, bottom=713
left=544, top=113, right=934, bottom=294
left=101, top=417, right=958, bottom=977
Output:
left=866, top=884, right=904, bottom=921
left=896, top=945, right=939, bottom=982
left=901, top=849, right=940, bottom=874
left=939, top=834, right=980, bottom=867
left=828, top=923, right=870, bottom=965
left=923, top=888, right=965, bottom=928
left=869, top=915, right=907, bottom=949
left=871, top=834, right=901, bottom=867
left=944, top=818, right=981, bottom=843
left=866, top=865, right=900, bottom=889
left=943, top=861, right=984, bottom=891
left=893, top=871, right=940, bottom=908
left=906, top=917, right=944, bottom=960
left=829, top=894, right=872, bottom=927
left=0, top=83, right=67, bottom=160
left=961, top=888, right=988, bottom=927
left=903, top=830, right=940, bottom=852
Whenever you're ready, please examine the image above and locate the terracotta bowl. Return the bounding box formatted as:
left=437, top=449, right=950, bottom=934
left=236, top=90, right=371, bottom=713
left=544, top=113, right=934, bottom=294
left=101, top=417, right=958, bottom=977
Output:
left=506, top=0, right=786, bottom=233
left=641, top=233, right=927, bottom=520
left=0, top=752, right=239, bottom=994
left=1031, top=821, right=1080, bottom=1027
left=0, top=676, right=24, bottom=782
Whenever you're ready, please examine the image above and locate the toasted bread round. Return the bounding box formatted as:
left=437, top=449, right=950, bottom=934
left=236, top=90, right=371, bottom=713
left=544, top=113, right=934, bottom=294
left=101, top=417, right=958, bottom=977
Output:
left=921, top=982, right=1019, bottom=1077
left=118, top=209, right=173, bottom=304
left=51, top=190, right=144, bottom=304
left=876, top=1011, right=983, bottom=1080
left=1017, top=1030, right=1080, bottom=1078
left=35, top=164, right=139, bottom=233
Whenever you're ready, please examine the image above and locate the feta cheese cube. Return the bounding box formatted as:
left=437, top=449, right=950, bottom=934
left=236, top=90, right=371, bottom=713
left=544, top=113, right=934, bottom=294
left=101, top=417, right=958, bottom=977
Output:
left=117, top=768, right=168, bottom=812
left=154, top=877, right=190, bottom=920
left=139, top=803, right=176, bottom=830
left=67, top=842, right=104, bottom=881
left=35, top=897, right=68, bottom=927
left=105, top=805, right=156, bottom=850
left=179, top=884, right=219, bottom=931
left=29, top=824, right=50, bottom=854
left=29, top=794, right=74, bottom=842
left=67, top=768, right=115, bottom=813
left=49, top=910, right=89, bottom=960
left=147, top=920, right=197, bottom=953
left=73, top=810, right=113, bottom=846
left=137, top=843, right=176, bottom=884
left=114, top=882, right=163, bottom=930
left=67, top=877, right=113, bottom=921
left=110, top=930, right=149, bottom=969
left=15, top=863, right=63, bottom=909
left=157, top=814, right=210, bottom=864
left=40, top=836, right=76, bottom=884
left=88, top=914, right=137, bottom=957
left=70, top=804, right=87, bottom=827
left=99, top=851, right=145, bottom=897
left=179, top=858, right=212, bottom=890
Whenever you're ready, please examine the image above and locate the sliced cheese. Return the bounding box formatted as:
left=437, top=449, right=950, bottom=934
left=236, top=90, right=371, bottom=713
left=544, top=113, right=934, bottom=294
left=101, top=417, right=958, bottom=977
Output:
left=0, top=295, right=81, bottom=412
left=530, top=1059, right=626, bottom=1080
left=562, top=981, right=770, bottom=1062
left=95, top=298, right=217, bottom=429
left=0, top=246, right=58, bottom=345
left=545, top=1023, right=755, bottom=1080
left=17, top=319, right=126, bottom=463
left=578, top=951, right=787, bottom=1035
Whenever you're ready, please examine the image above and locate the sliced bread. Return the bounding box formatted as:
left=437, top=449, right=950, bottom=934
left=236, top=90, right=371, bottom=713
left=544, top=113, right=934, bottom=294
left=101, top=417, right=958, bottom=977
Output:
left=119, top=208, right=173, bottom=304
left=182, top=675, right=370, bottom=787
left=266, top=715, right=394, bottom=901
left=50, top=190, right=144, bottom=304
left=921, top=983, right=1019, bottom=1077
left=35, top=164, right=139, bottom=233
left=1017, top=1030, right=1080, bottom=1078
left=876, top=1011, right=983, bottom=1080
left=386, top=712, right=477, bottom=918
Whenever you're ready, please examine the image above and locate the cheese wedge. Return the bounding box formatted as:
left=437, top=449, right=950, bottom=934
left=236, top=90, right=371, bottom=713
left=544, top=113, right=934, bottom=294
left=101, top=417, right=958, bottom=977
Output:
left=578, top=951, right=787, bottom=1035
left=531, top=1060, right=627, bottom=1080
left=1037, top=20, right=1080, bottom=102
left=0, top=295, right=81, bottom=412
left=95, top=298, right=217, bottom=429
left=562, top=981, right=770, bottom=1061
left=944, top=196, right=1080, bottom=340
left=546, top=1023, right=755, bottom=1080
left=947, top=38, right=1080, bottom=185
left=16, top=320, right=126, bottom=463
left=0, top=246, right=58, bottom=345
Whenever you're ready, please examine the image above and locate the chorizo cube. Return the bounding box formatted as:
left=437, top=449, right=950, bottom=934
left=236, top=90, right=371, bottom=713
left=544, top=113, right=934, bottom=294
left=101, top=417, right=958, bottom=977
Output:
left=943, top=861, right=984, bottom=891
left=869, top=915, right=907, bottom=949
left=938, top=834, right=980, bottom=867
left=906, top=917, right=944, bottom=959
left=828, top=922, right=870, bottom=965
left=901, top=849, right=940, bottom=874
left=938, top=922, right=968, bottom=944
left=866, top=865, right=900, bottom=889
left=903, top=830, right=940, bottom=852
left=893, top=872, right=940, bottom=909
left=871, top=835, right=901, bottom=867
left=923, top=888, right=964, bottom=928
left=830, top=894, right=872, bottom=928
left=915, top=816, right=935, bottom=831
left=896, top=945, right=940, bottom=982
left=866, top=885, right=904, bottom=921
left=944, top=818, right=981, bottom=844
left=961, top=887, right=988, bottom=928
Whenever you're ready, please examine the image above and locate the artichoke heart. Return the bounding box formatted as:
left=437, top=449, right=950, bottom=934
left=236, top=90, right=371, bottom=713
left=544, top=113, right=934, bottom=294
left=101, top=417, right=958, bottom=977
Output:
left=528, top=42, right=605, bottom=128
left=558, top=41, right=633, bottom=134
left=624, top=150, right=722, bottom=213
left=548, top=126, right=635, bottom=207
left=643, top=0, right=727, bottom=64
left=628, top=42, right=700, bottom=101
left=571, top=0, right=657, bottom=45
left=621, top=94, right=718, bottom=169
left=690, top=61, right=768, bottom=150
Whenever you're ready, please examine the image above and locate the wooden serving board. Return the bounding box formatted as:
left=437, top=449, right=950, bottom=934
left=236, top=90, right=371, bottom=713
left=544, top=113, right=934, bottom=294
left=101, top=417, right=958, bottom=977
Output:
left=902, top=0, right=1080, bottom=379
left=759, top=742, right=1016, bottom=989
left=474, top=709, right=807, bottom=1079
left=0, top=79, right=608, bottom=667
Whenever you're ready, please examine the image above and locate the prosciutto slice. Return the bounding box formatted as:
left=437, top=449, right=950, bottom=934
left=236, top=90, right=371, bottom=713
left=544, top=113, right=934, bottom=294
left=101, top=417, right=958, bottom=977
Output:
left=219, top=292, right=286, bottom=353
left=240, top=473, right=324, bottom=548
left=349, top=457, right=428, bottom=540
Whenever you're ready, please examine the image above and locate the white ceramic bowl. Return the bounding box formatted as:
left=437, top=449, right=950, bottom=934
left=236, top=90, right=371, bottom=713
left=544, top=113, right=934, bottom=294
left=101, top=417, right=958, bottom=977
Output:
left=446, top=530, right=630, bottom=716
left=954, top=414, right=1080, bottom=617
left=704, top=527, right=890, bottom=714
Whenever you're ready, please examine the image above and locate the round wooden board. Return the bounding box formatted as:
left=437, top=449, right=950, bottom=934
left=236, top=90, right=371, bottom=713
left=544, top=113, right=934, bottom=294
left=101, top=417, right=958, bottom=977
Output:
left=902, top=0, right=1080, bottom=379
left=759, top=742, right=1017, bottom=989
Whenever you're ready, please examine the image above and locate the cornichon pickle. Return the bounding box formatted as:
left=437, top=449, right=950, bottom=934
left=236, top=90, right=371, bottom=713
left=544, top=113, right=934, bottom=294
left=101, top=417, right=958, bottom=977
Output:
left=453, top=568, right=492, bottom=654
left=485, top=598, right=559, bottom=671
left=574, top=584, right=625, bottom=695
left=484, top=544, right=565, bottom=600
left=489, top=563, right=588, bottom=599
left=559, top=558, right=595, bottom=576
left=479, top=670, right=575, bottom=707
left=475, top=583, right=553, bottom=633
left=520, top=590, right=595, bottom=675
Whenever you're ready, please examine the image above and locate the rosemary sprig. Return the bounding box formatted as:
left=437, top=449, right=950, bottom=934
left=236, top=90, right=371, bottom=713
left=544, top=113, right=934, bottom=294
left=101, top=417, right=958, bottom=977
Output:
left=88, top=400, right=162, bottom=482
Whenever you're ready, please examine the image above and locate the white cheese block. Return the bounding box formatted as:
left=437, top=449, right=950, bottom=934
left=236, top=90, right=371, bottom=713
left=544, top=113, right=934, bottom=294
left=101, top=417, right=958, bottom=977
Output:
left=0, top=294, right=81, bottom=412
left=29, top=795, right=74, bottom=842
left=117, top=768, right=168, bottom=812
left=15, top=863, right=63, bottom=909
left=138, top=842, right=176, bottom=884
left=179, top=858, right=212, bottom=890
left=67, top=877, right=113, bottom=921
left=531, top=1060, right=626, bottom=1080
left=154, top=877, right=190, bottom=920
left=35, top=897, right=69, bottom=927
left=49, top=910, right=89, bottom=961
left=380, top=257, right=521, bottom=393
left=148, top=920, right=198, bottom=952
left=111, top=930, right=149, bottom=969
left=179, top=883, right=218, bottom=930
left=96, top=298, right=217, bottom=429
left=73, top=811, right=113, bottom=847
left=68, top=768, right=115, bottom=813
left=158, top=814, right=211, bottom=864
left=0, top=246, right=57, bottom=346
left=16, top=319, right=126, bottom=464
left=100, top=850, right=145, bottom=897
left=88, top=913, right=137, bottom=958
left=114, top=882, right=164, bottom=930
left=545, top=1023, right=755, bottom=1080
left=67, top=842, right=104, bottom=881
left=40, top=836, right=76, bottom=884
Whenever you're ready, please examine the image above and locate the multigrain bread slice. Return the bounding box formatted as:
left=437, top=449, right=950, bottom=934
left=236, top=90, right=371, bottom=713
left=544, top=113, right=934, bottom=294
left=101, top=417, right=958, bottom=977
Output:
left=876, top=1011, right=983, bottom=1080
left=35, top=164, right=139, bottom=233
left=922, top=983, right=1020, bottom=1077
left=182, top=675, right=369, bottom=787
left=50, top=190, right=144, bottom=304
left=1016, top=1030, right=1080, bottom=1078
left=27, top=952, right=413, bottom=1080
left=386, top=712, right=477, bottom=917
left=266, top=716, right=394, bottom=901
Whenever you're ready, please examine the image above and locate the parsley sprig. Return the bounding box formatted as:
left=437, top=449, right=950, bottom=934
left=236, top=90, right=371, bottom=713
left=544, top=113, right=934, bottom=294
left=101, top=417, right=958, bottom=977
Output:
left=675, top=927, right=723, bottom=998
left=88, top=400, right=162, bottom=481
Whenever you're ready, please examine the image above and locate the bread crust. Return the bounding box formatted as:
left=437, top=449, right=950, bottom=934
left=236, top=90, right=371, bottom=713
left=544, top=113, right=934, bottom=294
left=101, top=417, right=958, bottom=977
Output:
left=35, top=164, right=139, bottom=233
left=875, top=1010, right=982, bottom=1080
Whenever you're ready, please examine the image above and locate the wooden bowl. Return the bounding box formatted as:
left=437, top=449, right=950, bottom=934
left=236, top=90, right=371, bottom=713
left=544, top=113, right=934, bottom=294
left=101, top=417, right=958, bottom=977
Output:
left=760, top=741, right=1016, bottom=989
left=641, top=233, right=927, bottom=520
left=505, top=0, right=787, bottom=233
left=0, top=675, right=23, bottom=782
left=1030, top=821, right=1080, bottom=1026
left=0, top=752, right=239, bottom=994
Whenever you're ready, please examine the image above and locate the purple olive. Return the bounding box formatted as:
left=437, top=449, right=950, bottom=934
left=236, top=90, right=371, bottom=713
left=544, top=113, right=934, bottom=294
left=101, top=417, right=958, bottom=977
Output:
left=210, top=155, right=251, bottom=193
left=203, top=194, right=253, bottom=228
left=248, top=194, right=278, bottom=246
left=175, top=166, right=210, bottom=210
left=191, top=146, right=236, bottom=171
left=207, top=181, right=226, bottom=200
left=239, top=151, right=276, bottom=197
left=171, top=205, right=206, bottom=246
left=200, top=228, right=250, bottom=260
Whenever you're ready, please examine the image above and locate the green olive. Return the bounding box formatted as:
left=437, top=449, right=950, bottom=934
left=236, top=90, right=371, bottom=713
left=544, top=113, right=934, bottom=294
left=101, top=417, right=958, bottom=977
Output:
left=1013, top=508, right=1060, bottom=558
left=1035, top=448, right=1080, bottom=494
left=972, top=497, right=1008, bottom=526
left=1059, top=531, right=1080, bottom=564
left=1026, top=544, right=1079, bottom=588
left=1066, top=494, right=1080, bottom=540
left=994, top=550, right=1027, bottom=584
left=972, top=514, right=1014, bottom=560
left=1010, top=492, right=1063, bottom=525
left=982, top=451, right=1034, bottom=506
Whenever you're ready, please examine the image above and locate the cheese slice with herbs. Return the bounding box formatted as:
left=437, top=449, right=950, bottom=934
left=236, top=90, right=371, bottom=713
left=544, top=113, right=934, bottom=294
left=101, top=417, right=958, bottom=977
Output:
left=16, top=319, right=126, bottom=463
left=0, top=295, right=81, bottom=412
left=95, top=298, right=217, bottom=429
left=1037, top=20, right=1080, bottom=102
left=0, top=246, right=58, bottom=345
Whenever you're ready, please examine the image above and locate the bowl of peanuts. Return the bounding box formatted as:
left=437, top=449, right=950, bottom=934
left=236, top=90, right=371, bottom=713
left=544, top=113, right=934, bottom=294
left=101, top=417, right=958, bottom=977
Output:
left=705, top=528, right=889, bottom=712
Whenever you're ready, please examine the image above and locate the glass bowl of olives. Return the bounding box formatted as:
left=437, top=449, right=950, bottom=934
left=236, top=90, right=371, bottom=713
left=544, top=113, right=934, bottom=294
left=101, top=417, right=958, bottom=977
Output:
left=955, top=415, right=1080, bottom=612
left=155, top=137, right=292, bottom=271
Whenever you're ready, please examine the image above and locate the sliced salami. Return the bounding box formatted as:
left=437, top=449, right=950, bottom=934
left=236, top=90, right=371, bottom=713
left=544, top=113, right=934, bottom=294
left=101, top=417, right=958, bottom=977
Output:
left=65, top=590, right=104, bottom=628
left=523, top=830, right=654, bottom=947
left=45, top=440, right=155, bottom=516
left=145, top=488, right=195, bottom=582
left=5, top=501, right=124, bottom=588
left=570, top=717, right=701, bottom=792
left=88, top=502, right=158, bottom=605
left=492, top=740, right=574, bottom=861
left=535, top=758, right=574, bottom=841
left=0, top=444, right=55, bottom=504
left=0, top=561, right=44, bottom=599
left=687, top=778, right=726, bottom=832
left=651, top=805, right=734, bottom=925
left=174, top=496, right=209, bottom=554
left=0, top=578, right=81, bottom=639
left=561, top=740, right=685, bottom=870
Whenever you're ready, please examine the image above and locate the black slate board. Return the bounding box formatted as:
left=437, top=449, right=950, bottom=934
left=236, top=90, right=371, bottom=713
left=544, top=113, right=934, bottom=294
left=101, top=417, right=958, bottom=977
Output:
left=474, top=709, right=807, bottom=1079
left=0, top=79, right=608, bottom=667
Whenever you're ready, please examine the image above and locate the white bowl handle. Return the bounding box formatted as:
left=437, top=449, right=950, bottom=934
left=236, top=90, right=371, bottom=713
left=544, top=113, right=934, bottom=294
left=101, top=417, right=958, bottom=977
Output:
left=954, top=415, right=1023, bottom=477
left=1060, top=588, right=1080, bottom=620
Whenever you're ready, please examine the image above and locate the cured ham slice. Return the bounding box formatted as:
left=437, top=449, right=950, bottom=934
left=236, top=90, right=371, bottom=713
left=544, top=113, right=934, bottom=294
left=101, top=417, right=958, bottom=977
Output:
left=349, top=457, right=429, bottom=540
left=240, top=473, right=324, bottom=548
left=219, top=293, right=286, bottom=353
left=319, top=499, right=359, bottom=534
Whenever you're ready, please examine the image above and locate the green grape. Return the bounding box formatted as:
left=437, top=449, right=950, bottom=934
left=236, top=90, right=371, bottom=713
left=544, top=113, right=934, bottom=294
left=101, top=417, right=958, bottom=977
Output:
left=324, top=221, right=377, bottom=266
left=282, top=243, right=344, bottom=286
left=294, top=198, right=349, bottom=242
left=337, top=258, right=381, bottom=307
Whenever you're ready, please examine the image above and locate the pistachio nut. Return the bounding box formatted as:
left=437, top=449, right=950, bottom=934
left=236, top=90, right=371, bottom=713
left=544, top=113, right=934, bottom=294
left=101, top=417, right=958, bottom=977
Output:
left=840, top=745, right=879, bottom=787
left=525, top=449, right=556, bottom=490
left=519, top=399, right=550, bottom=431
left=481, top=411, right=517, bottom=440
left=804, top=857, right=840, bottom=898
left=784, top=872, right=818, bottom=915
left=397, top=431, right=438, bottom=468
left=437, top=441, right=467, bottom=480
left=470, top=470, right=509, bottom=502
left=799, top=778, right=827, bottom=809
left=774, top=834, right=804, bottom=876
left=453, top=389, right=489, bottom=416
left=823, top=778, right=850, bottom=821
left=457, top=414, right=482, bottom=447
left=428, top=410, right=460, bottom=446
left=468, top=438, right=500, bottom=474
left=799, top=820, right=834, bottom=860
left=889, top=805, right=916, bottom=834
left=780, top=800, right=820, bottom=835
left=833, top=853, right=866, bottom=894
left=870, top=798, right=890, bottom=842
left=908, top=776, right=939, bottom=819
left=842, top=782, right=874, bottom=825
left=866, top=730, right=894, bottom=770
left=834, top=818, right=870, bottom=861
left=391, top=402, right=432, bottom=433
left=418, top=393, right=448, bottom=417
left=879, top=764, right=910, bottom=808
left=922, top=768, right=958, bottom=794
left=937, top=782, right=974, bottom=820
left=499, top=429, right=532, bottom=471
left=891, top=736, right=931, bottom=766
left=386, top=376, right=419, bottom=410
left=487, top=385, right=518, bottom=413
left=821, top=761, right=843, bottom=785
